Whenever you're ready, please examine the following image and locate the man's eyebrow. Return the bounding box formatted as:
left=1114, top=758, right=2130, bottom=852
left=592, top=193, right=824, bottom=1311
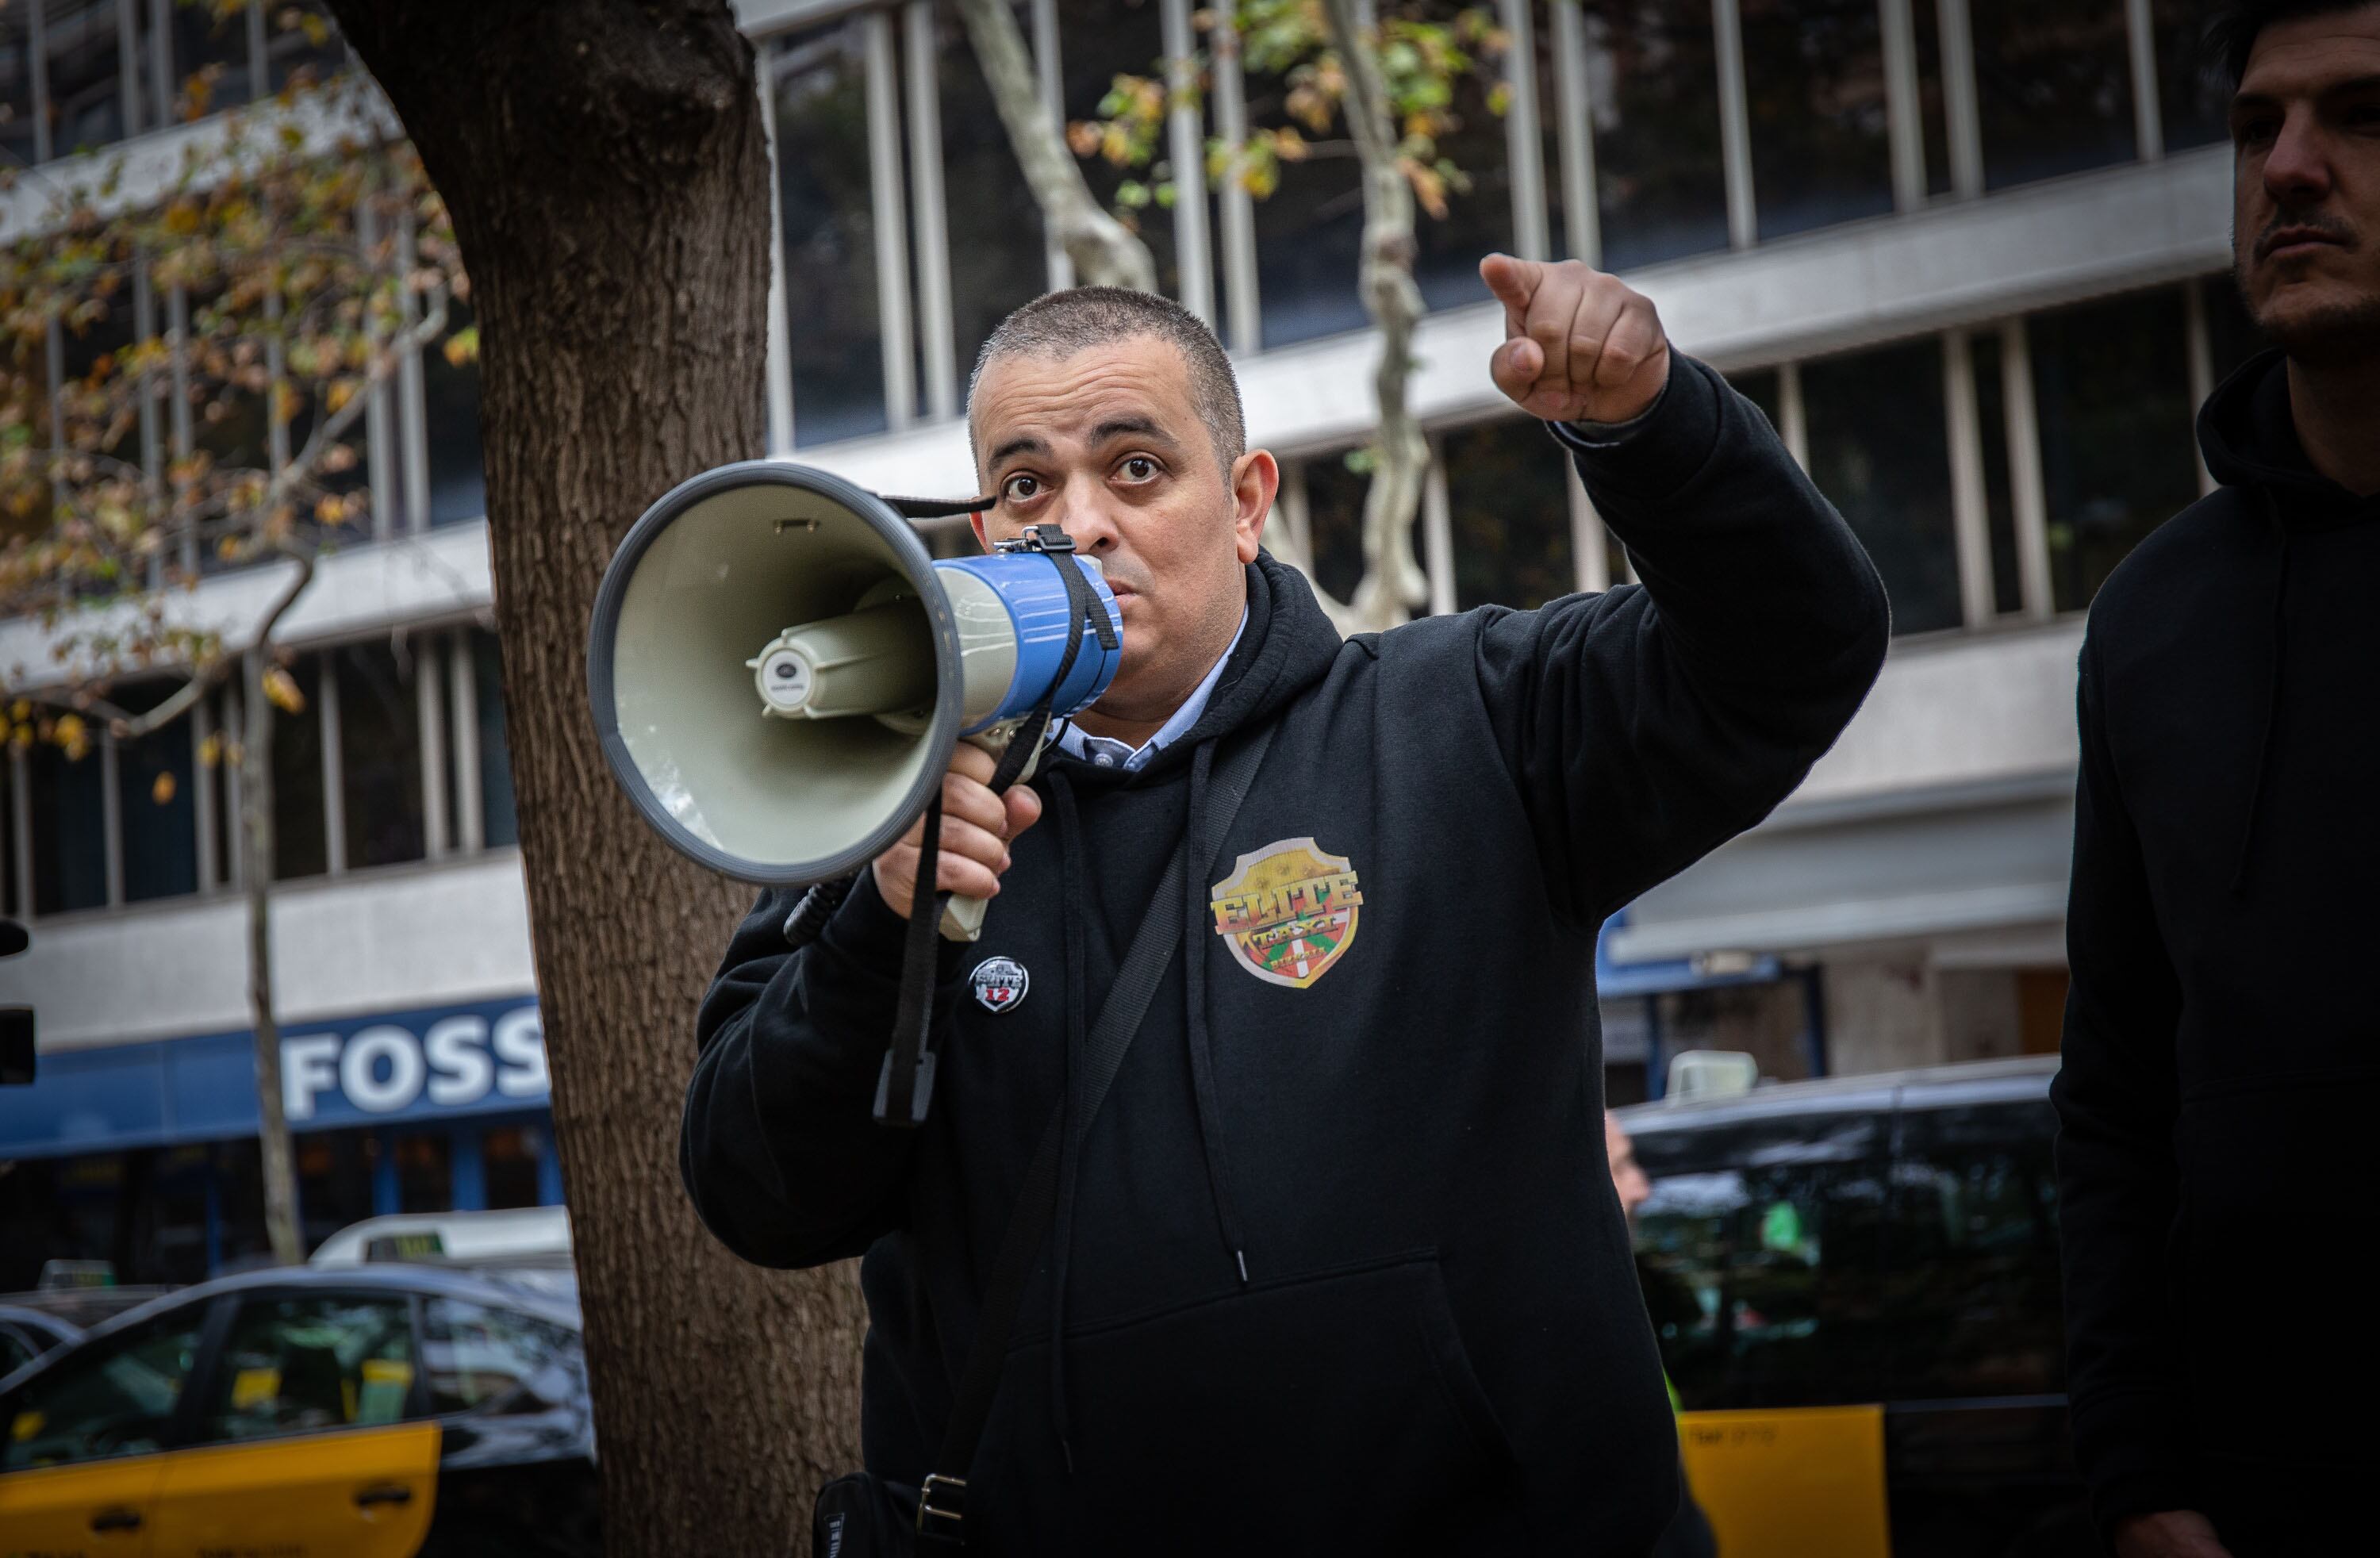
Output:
left=2233, top=74, right=2380, bottom=113
left=1089, top=415, right=1175, bottom=446
left=987, top=433, right=1050, bottom=468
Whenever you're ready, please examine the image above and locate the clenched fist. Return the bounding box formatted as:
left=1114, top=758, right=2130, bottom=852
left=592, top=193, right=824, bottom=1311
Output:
left=1480, top=254, right=1672, bottom=426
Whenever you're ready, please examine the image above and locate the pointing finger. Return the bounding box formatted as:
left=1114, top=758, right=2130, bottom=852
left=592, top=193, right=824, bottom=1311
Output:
left=1480, top=253, right=1539, bottom=326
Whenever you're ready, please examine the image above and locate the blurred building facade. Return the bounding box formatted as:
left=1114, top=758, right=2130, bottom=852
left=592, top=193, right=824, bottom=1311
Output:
left=1, top=0, right=2251, bottom=1276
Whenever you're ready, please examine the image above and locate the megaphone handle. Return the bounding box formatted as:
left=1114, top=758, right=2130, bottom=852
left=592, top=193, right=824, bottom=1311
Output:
left=939, top=725, right=1045, bottom=942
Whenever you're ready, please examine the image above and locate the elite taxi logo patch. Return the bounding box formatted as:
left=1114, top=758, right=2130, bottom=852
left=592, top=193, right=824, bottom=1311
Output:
left=971, top=956, right=1029, bottom=1013
left=1208, top=837, right=1364, bottom=989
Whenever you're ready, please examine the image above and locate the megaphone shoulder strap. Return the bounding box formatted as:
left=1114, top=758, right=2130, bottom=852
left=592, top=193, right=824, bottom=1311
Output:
left=881, top=545, right=1121, bottom=1128
left=916, top=723, right=1276, bottom=1545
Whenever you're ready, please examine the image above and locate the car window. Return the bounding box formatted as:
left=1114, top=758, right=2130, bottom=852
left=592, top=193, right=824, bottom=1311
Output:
left=1629, top=1110, right=1894, bottom=1410
left=0, top=1326, right=34, bottom=1379
left=422, top=1299, right=578, bottom=1414
left=194, top=1295, right=417, bottom=1444
left=3, top=1313, right=209, bottom=1470
left=1885, top=1097, right=2064, bottom=1401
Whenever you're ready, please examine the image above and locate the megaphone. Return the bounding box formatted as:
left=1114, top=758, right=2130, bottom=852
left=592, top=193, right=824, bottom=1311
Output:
left=587, top=461, right=1121, bottom=941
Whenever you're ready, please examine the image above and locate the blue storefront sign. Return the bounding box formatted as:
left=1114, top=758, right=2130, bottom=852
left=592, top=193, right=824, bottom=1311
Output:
left=0, top=996, right=546, bottom=1161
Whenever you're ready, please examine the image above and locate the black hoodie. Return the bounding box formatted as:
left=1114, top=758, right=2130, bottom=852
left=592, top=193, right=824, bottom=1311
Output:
left=2053, top=348, right=2380, bottom=1551
left=681, top=358, right=1888, bottom=1555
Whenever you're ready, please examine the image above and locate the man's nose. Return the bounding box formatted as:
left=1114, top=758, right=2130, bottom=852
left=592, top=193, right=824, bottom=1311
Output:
left=2263, top=108, right=2335, bottom=207
left=1052, top=485, right=1123, bottom=556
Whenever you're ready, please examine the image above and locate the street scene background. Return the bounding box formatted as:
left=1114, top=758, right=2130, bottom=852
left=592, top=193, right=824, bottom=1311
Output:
left=0, top=2, right=2256, bottom=1554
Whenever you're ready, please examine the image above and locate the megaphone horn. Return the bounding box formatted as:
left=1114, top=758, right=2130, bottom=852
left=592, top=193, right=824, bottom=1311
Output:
left=587, top=461, right=1122, bottom=939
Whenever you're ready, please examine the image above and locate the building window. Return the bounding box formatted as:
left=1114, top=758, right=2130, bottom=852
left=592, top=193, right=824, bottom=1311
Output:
left=935, top=6, right=1050, bottom=378
left=1971, top=0, right=2138, bottom=191
left=1442, top=416, right=1574, bottom=611
left=1740, top=0, right=1894, bottom=241
left=482, top=1124, right=545, bottom=1211
left=2, top=10, right=36, bottom=168
left=1970, top=329, right=2025, bottom=617
left=271, top=654, right=328, bottom=881
left=777, top=18, right=890, bottom=444
left=424, top=303, right=486, bottom=528
left=293, top=1127, right=378, bottom=1252
left=1062, top=0, right=1184, bottom=302
left=391, top=1129, right=452, bottom=1213
left=1580, top=1, right=1730, bottom=272
left=2029, top=287, right=2196, bottom=613
left=28, top=741, right=106, bottom=914
left=334, top=641, right=425, bottom=870
left=117, top=692, right=198, bottom=904
left=42, top=2, right=129, bottom=156
left=472, top=630, right=517, bottom=850
left=2152, top=0, right=2230, bottom=152
left=1411, top=56, right=1518, bottom=313
left=156, top=0, right=262, bottom=122
left=1803, top=337, right=1963, bottom=635
left=1300, top=451, right=1374, bottom=607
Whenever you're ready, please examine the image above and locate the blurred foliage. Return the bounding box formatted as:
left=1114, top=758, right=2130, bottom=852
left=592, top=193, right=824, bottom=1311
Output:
left=1066, top=0, right=1506, bottom=224
left=0, top=2, right=469, bottom=768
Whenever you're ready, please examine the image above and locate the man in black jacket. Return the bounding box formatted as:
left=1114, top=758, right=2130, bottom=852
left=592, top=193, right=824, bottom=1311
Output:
left=2052, top=6, right=2380, bottom=1556
left=683, top=256, right=1887, bottom=1553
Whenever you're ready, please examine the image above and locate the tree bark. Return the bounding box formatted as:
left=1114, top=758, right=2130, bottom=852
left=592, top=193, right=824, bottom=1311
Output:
left=1321, top=0, right=1430, bottom=633
left=954, top=0, right=1157, bottom=291
left=326, top=5, right=865, bottom=1552
left=242, top=649, right=303, bottom=1268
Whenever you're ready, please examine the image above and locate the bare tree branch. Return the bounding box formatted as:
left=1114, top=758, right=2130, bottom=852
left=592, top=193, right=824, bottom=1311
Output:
left=1321, top=0, right=1431, bottom=633
left=955, top=0, right=1157, bottom=291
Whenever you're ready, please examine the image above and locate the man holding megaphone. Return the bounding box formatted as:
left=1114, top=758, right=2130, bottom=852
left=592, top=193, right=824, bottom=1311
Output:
left=671, top=257, right=1888, bottom=1554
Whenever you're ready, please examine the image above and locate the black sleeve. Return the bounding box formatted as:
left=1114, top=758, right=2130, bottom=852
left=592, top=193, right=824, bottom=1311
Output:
left=678, top=873, right=964, bottom=1268
left=2049, top=635, right=2194, bottom=1533
left=1474, top=355, right=1891, bottom=924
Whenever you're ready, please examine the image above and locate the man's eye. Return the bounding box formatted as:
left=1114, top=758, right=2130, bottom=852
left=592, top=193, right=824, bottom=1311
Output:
left=1120, top=457, right=1157, bottom=482
left=1003, top=474, right=1041, bottom=501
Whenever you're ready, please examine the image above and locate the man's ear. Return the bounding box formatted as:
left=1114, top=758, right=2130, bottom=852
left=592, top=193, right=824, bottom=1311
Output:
left=1231, top=450, right=1280, bottom=565
left=969, top=509, right=991, bottom=552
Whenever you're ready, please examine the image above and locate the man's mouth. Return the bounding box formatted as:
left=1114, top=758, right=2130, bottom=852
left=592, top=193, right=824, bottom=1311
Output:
left=2259, top=223, right=2353, bottom=262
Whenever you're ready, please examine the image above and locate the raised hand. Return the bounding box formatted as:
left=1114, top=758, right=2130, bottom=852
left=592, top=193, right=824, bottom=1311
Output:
left=1480, top=253, right=1672, bottom=427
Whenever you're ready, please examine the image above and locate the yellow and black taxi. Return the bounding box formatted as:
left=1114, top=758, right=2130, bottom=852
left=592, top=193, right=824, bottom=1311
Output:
left=0, top=1264, right=598, bottom=1558
left=1620, top=1054, right=2091, bottom=1558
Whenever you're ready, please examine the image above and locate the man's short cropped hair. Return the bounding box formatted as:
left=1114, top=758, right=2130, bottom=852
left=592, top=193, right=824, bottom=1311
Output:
left=2208, top=0, right=2380, bottom=88
left=969, top=287, right=1246, bottom=473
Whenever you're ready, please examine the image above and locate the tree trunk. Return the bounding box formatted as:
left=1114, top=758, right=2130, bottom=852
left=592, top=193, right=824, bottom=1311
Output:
left=1321, top=0, right=1430, bottom=633
left=325, top=5, right=865, bottom=1552
left=954, top=0, right=1156, bottom=290
left=242, top=650, right=304, bottom=1268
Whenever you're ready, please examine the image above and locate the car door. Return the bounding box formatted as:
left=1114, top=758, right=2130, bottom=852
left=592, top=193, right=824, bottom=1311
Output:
left=0, top=1306, right=215, bottom=1556
left=146, top=1290, right=439, bottom=1558
left=1629, top=1101, right=1898, bottom=1558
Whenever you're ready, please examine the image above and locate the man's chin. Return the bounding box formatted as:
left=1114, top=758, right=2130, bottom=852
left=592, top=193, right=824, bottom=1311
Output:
left=2252, top=286, right=2380, bottom=368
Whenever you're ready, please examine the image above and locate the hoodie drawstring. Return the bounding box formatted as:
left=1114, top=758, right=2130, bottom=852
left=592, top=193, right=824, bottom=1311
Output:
left=1183, top=739, right=1252, bottom=1284
left=1039, top=739, right=1257, bottom=1472
left=2229, top=494, right=2293, bottom=896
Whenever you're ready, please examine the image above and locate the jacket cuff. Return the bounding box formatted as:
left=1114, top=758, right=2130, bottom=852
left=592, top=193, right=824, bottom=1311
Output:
left=820, top=869, right=970, bottom=984
left=1545, top=355, right=1723, bottom=503
left=2068, top=1389, right=2197, bottom=1540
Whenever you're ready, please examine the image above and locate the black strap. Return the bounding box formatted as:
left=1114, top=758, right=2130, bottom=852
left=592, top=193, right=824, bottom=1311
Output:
left=918, top=723, right=1274, bottom=1543
left=879, top=549, right=1118, bottom=1126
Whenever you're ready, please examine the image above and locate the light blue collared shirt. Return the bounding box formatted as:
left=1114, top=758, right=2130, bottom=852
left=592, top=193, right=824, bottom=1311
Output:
left=1056, top=608, right=1247, bottom=774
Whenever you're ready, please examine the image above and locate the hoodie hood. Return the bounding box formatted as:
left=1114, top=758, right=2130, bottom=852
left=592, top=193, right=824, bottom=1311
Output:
left=1046, top=550, right=1345, bottom=789
left=2198, top=347, right=2380, bottom=531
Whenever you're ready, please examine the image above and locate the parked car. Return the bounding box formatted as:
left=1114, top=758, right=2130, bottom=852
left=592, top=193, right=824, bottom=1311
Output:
left=0, top=1304, right=82, bottom=1382
left=1618, top=1054, right=2087, bottom=1558
left=0, top=1263, right=598, bottom=1556
left=310, top=1207, right=574, bottom=1273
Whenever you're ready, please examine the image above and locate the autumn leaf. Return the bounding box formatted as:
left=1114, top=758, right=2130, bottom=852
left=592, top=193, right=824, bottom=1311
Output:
left=152, top=770, right=178, bottom=805
left=262, top=666, right=305, bottom=715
